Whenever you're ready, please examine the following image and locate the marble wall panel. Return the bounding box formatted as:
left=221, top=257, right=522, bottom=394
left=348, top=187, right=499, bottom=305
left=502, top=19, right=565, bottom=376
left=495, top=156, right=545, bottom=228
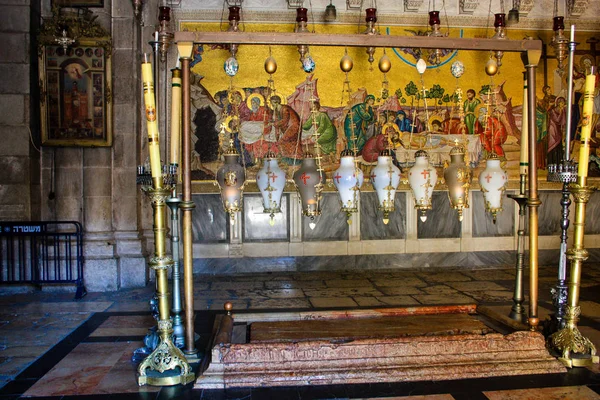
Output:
left=243, top=194, right=289, bottom=242
left=585, top=192, right=600, bottom=235
left=360, top=192, right=406, bottom=240
left=537, top=191, right=563, bottom=236
left=417, top=192, right=461, bottom=239
left=192, top=194, right=228, bottom=243
left=472, top=190, right=515, bottom=237
left=302, top=193, right=349, bottom=242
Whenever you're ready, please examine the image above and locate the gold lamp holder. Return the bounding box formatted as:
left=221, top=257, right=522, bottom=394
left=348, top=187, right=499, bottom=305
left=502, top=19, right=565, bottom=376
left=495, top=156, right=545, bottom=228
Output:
left=138, top=185, right=195, bottom=386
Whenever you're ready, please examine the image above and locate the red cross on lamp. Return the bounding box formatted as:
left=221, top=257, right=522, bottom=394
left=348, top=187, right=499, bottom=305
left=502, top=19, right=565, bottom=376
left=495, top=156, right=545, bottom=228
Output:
left=293, top=152, right=326, bottom=228
left=256, top=151, right=287, bottom=225
left=370, top=149, right=401, bottom=224
left=478, top=153, right=508, bottom=223
left=333, top=149, right=363, bottom=223
left=408, top=149, right=438, bottom=222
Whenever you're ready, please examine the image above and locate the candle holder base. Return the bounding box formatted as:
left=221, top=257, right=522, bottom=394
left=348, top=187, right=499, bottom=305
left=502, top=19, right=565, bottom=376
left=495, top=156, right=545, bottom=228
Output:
left=138, top=321, right=195, bottom=386
left=551, top=325, right=599, bottom=368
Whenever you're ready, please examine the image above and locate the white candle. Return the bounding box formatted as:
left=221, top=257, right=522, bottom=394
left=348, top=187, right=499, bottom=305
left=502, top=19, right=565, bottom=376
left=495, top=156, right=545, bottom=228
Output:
left=141, top=55, right=162, bottom=186
left=520, top=75, right=528, bottom=175
left=170, top=68, right=182, bottom=166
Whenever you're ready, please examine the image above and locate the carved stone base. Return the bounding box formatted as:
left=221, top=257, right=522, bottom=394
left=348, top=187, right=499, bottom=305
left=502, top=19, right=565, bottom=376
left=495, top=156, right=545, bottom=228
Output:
left=196, top=307, right=565, bottom=388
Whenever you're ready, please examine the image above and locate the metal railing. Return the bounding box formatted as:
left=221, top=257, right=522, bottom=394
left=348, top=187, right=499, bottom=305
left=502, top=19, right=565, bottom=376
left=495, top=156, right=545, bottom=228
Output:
left=0, top=221, right=86, bottom=299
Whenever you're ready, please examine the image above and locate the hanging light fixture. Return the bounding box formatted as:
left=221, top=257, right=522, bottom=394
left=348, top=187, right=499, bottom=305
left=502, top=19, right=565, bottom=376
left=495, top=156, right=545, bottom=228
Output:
left=478, top=153, right=508, bottom=223
left=157, top=6, right=173, bottom=62
left=507, top=0, right=520, bottom=26
left=216, top=131, right=246, bottom=223
left=256, top=151, right=286, bottom=225
left=363, top=7, right=379, bottom=67
left=443, top=144, right=472, bottom=221
left=293, top=153, right=326, bottom=229
left=324, top=0, right=337, bottom=22
left=371, top=149, right=401, bottom=224
left=295, top=7, right=310, bottom=62
left=428, top=10, right=444, bottom=65
left=408, top=150, right=438, bottom=222
left=492, top=1, right=507, bottom=68
left=551, top=0, right=568, bottom=72
left=333, top=149, right=363, bottom=222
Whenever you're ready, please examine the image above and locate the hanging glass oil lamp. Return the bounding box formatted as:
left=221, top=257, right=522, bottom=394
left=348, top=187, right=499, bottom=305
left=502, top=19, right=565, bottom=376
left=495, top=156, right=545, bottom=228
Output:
left=551, top=15, right=568, bottom=72
left=333, top=149, right=363, bottom=222
left=378, top=50, right=391, bottom=100
left=216, top=135, right=246, bottom=223
left=371, top=149, right=401, bottom=224
left=363, top=7, right=378, bottom=68
left=478, top=153, right=508, bottom=223
left=293, top=153, right=326, bottom=229
left=428, top=11, right=444, bottom=65
left=443, top=144, right=472, bottom=221
left=492, top=12, right=507, bottom=67
left=295, top=7, right=310, bottom=62
left=408, top=149, right=438, bottom=222
left=256, top=151, right=286, bottom=225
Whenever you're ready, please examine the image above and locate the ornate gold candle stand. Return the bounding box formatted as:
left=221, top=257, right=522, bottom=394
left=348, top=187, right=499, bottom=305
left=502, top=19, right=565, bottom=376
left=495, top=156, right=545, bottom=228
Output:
left=138, top=176, right=195, bottom=386
left=550, top=182, right=599, bottom=368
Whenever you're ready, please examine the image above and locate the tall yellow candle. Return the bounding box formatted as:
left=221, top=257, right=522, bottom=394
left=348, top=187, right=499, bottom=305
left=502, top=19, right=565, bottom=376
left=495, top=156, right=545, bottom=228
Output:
left=170, top=68, right=182, bottom=166
left=577, top=68, right=597, bottom=181
left=520, top=75, right=528, bottom=175
left=141, top=56, right=163, bottom=187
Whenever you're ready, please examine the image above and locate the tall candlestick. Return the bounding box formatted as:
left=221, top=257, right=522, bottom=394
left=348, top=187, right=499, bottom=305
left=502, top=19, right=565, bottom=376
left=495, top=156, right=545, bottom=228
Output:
left=577, top=67, right=597, bottom=182
left=520, top=73, right=528, bottom=175
left=141, top=55, right=162, bottom=188
left=170, top=68, right=182, bottom=166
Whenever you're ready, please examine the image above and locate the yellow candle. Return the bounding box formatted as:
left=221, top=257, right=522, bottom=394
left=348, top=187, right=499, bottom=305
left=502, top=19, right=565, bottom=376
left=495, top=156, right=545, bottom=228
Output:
left=170, top=68, right=182, bottom=166
left=520, top=77, right=528, bottom=175
left=577, top=69, right=597, bottom=181
left=141, top=58, right=162, bottom=186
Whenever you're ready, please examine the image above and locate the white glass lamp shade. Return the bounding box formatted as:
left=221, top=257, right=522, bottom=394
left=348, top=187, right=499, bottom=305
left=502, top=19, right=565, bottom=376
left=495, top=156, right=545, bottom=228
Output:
left=443, top=145, right=472, bottom=221
left=408, top=150, right=438, bottom=222
left=256, top=152, right=286, bottom=221
left=333, top=150, right=363, bottom=219
left=478, top=155, right=508, bottom=223
left=293, top=155, right=326, bottom=221
left=370, top=150, right=401, bottom=224
left=216, top=151, right=246, bottom=223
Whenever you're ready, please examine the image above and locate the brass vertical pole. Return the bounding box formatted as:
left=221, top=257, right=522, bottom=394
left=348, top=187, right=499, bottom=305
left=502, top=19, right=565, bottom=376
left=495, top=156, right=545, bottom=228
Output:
left=525, top=48, right=541, bottom=331
left=177, top=42, right=198, bottom=359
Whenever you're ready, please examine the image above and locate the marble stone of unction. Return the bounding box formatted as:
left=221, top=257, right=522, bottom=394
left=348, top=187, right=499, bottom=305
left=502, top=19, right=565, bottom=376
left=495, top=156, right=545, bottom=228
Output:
left=302, top=193, right=349, bottom=242
left=472, top=190, right=515, bottom=237
left=243, top=194, right=289, bottom=242
left=417, top=192, right=461, bottom=239
left=191, top=194, right=228, bottom=243
left=360, top=192, right=406, bottom=240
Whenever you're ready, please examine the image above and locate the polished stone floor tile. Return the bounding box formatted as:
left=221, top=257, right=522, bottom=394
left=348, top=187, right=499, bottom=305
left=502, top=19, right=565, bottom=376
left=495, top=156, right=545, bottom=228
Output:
left=420, top=285, right=461, bottom=295
left=377, top=286, right=425, bottom=296
left=325, top=279, right=375, bottom=288
left=370, top=277, right=428, bottom=288
left=353, top=296, right=388, bottom=307
left=581, top=301, right=600, bottom=320
left=304, top=287, right=385, bottom=298
left=462, top=269, right=515, bottom=281
left=416, top=272, right=473, bottom=283
left=412, top=294, right=476, bottom=305
left=309, top=297, right=359, bottom=308
left=248, top=298, right=312, bottom=309
left=264, top=280, right=327, bottom=290
left=376, top=296, right=420, bottom=306
left=446, top=281, right=509, bottom=292
left=464, top=291, right=514, bottom=302
left=90, top=315, right=155, bottom=338
left=483, top=385, right=600, bottom=400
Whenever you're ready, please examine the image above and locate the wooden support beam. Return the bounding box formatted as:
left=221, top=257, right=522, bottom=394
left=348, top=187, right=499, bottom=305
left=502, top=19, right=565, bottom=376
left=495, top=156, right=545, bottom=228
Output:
left=174, top=31, right=542, bottom=53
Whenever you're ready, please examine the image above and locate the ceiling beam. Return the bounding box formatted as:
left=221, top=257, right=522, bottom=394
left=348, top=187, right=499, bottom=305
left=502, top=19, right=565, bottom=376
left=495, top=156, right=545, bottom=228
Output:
left=174, top=31, right=542, bottom=53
